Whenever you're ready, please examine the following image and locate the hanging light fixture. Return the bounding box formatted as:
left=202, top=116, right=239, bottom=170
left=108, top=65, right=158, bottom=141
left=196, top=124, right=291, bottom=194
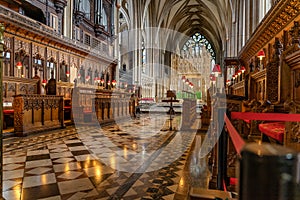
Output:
left=66, top=71, right=70, bottom=77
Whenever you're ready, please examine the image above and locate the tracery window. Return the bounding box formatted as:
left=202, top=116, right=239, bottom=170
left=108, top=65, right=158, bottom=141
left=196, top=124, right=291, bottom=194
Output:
left=182, top=33, right=215, bottom=61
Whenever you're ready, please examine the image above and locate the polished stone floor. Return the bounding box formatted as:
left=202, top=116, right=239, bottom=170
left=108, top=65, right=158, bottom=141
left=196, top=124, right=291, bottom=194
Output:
left=2, top=113, right=211, bottom=200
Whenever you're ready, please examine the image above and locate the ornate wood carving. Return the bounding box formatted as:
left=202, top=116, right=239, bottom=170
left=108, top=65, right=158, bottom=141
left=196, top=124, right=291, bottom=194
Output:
left=15, top=39, right=30, bottom=54
left=14, top=94, right=64, bottom=136
left=47, top=48, right=58, bottom=61
left=285, top=21, right=300, bottom=56
left=240, top=0, right=300, bottom=61
left=266, top=38, right=283, bottom=103
left=13, top=97, right=24, bottom=131
left=33, top=44, right=45, bottom=59
left=4, top=35, right=11, bottom=49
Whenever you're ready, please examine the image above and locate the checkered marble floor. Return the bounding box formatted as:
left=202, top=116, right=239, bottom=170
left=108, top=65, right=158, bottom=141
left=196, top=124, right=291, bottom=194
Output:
left=2, top=113, right=211, bottom=200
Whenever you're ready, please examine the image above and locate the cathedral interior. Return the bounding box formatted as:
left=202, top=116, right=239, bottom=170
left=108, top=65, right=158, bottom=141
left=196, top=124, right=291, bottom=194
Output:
left=0, top=0, right=300, bottom=199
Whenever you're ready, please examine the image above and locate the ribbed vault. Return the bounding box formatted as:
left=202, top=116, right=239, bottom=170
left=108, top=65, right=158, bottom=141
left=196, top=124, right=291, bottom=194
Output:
left=142, top=0, right=233, bottom=62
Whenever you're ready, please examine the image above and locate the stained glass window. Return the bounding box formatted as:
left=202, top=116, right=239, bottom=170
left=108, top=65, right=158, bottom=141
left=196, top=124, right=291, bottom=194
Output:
left=182, top=33, right=215, bottom=60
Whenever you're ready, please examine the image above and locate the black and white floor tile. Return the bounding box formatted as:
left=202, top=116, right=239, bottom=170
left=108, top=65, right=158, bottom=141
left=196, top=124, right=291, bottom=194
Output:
left=2, top=114, right=210, bottom=200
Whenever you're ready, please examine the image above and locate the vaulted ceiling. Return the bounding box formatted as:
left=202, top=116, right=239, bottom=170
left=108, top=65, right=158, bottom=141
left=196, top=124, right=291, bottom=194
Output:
left=120, top=0, right=234, bottom=61
left=121, top=0, right=237, bottom=61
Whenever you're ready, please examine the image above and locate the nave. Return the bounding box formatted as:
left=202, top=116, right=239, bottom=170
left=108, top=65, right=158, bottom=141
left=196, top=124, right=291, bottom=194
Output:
left=2, top=113, right=212, bottom=200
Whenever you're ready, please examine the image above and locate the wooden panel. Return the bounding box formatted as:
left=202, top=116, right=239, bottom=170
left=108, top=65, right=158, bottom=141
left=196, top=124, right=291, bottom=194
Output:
left=13, top=94, right=64, bottom=136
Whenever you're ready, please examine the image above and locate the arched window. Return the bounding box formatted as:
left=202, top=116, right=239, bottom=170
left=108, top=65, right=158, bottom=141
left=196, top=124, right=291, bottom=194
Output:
left=102, top=7, right=108, bottom=31
left=79, top=0, right=91, bottom=20
left=182, top=33, right=215, bottom=61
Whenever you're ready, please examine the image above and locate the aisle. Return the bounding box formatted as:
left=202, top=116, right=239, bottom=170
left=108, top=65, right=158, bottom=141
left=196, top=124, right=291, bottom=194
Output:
left=2, top=114, right=209, bottom=200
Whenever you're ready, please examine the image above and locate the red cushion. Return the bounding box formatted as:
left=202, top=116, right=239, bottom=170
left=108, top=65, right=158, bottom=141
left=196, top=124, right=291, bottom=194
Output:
left=230, top=177, right=238, bottom=185
left=244, top=119, right=251, bottom=124
left=3, top=110, right=14, bottom=114
left=259, top=122, right=285, bottom=143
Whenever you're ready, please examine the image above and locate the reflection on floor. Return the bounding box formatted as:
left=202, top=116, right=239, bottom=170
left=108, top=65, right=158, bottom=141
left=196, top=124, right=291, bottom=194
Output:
left=3, top=113, right=211, bottom=200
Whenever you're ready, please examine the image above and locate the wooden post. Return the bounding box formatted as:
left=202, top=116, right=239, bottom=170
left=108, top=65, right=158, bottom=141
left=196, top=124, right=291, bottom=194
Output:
left=217, top=107, right=228, bottom=190
left=0, top=23, right=5, bottom=199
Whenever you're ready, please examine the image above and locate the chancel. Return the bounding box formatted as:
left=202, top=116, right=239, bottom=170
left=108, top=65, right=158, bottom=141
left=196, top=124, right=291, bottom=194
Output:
left=0, top=0, right=300, bottom=199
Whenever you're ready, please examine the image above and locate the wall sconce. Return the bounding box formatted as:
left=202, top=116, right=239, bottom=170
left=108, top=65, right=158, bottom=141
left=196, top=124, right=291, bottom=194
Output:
left=42, top=79, right=47, bottom=87
left=212, top=64, right=222, bottom=77
left=226, top=80, right=231, bottom=85
left=107, top=80, right=111, bottom=86
left=100, top=79, right=104, bottom=86
left=66, top=71, right=70, bottom=78
left=257, top=50, right=265, bottom=70
left=237, top=70, right=241, bottom=76
left=240, top=66, right=246, bottom=80
left=240, top=66, right=246, bottom=73
left=182, top=75, right=186, bottom=82
left=185, top=79, right=189, bottom=85
left=189, top=82, right=194, bottom=89
left=112, top=80, right=117, bottom=88
left=210, top=74, right=216, bottom=85
left=77, top=73, right=81, bottom=79
left=85, top=75, right=90, bottom=82
left=96, top=77, right=100, bottom=84
left=16, top=61, right=22, bottom=70
left=232, top=74, right=236, bottom=83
